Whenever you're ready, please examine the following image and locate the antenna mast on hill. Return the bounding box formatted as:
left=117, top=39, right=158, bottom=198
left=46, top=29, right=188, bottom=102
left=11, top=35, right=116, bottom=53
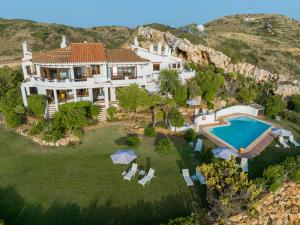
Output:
left=244, top=0, right=256, bottom=22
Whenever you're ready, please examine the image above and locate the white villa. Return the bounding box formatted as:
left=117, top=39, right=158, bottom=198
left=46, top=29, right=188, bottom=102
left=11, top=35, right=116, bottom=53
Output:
left=20, top=36, right=195, bottom=118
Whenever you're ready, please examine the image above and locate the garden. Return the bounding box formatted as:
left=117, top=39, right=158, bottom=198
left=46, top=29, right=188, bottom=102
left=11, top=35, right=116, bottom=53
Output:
left=0, top=65, right=299, bottom=224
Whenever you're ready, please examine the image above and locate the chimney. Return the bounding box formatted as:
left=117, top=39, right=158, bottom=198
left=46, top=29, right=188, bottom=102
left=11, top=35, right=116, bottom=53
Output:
left=149, top=44, right=154, bottom=53
left=164, top=45, right=169, bottom=56
left=157, top=43, right=162, bottom=55
left=22, top=41, right=32, bottom=61
left=168, top=47, right=172, bottom=56
left=134, top=37, right=139, bottom=46
left=60, top=36, right=67, bottom=48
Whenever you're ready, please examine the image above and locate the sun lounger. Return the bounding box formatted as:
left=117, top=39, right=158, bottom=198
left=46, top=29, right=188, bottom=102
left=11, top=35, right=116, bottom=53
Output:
left=194, top=139, right=203, bottom=152
left=138, top=168, right=155, bottom=186
left=279, top=136, right=290, bottom=149
left=123, top=163, right=138, bottom=181
left=182, top=169, right=194, bottom=186
left=289, top=135, right=300, bottom=147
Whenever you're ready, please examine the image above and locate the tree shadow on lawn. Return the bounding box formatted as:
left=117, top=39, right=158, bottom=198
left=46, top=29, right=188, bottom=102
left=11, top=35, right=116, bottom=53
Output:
left=0, top=186, right=196, bottom=225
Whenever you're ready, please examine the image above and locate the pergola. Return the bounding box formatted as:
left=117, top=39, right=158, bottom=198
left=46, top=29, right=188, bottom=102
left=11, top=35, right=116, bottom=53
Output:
left=249, top=103, right=265, bottom=115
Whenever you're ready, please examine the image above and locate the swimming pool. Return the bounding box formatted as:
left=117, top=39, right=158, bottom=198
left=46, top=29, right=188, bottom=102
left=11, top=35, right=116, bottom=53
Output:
left=208, top=116, right=271, bottom=150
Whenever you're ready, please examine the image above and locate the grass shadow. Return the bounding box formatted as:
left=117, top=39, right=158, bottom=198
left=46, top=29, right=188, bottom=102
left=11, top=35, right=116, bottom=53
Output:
left=0, top=185, right=194, bottom=225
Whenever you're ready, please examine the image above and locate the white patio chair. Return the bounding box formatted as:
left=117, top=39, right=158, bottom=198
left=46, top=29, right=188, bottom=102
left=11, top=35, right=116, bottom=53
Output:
left=279, top=136, right=290, bottom=149
left=289, top=135, right=300, bottom=147
left=182, top=169, right=194, bottom=186
left=138, top=168, right=155, bottom=186
left=123, top=163, right=138, bottom=181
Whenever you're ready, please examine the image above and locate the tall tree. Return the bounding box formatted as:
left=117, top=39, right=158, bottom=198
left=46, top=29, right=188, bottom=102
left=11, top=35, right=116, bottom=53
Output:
left=174, top=84, right=188, bottom=107
left=169, top=108, right=184, bottom=133
left=117, top=84, right=149, bottom=116
left=158, top=69, right=180, bottom=97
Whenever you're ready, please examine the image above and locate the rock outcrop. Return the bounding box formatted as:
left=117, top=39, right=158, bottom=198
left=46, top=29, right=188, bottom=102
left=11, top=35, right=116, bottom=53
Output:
left=138, top=27, right=300, bottom=97
left=227, top=182, right=300, bottom=225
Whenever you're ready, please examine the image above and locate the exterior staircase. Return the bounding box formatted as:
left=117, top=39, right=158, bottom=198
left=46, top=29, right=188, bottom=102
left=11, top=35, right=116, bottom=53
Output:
left=47, top=103, right=57, bottom=119
left=97, top=107, right=107, bottom=121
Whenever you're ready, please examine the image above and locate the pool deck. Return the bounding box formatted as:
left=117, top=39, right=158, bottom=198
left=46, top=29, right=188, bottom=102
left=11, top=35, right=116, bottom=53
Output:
left=198, top=114, right=276, bottom=159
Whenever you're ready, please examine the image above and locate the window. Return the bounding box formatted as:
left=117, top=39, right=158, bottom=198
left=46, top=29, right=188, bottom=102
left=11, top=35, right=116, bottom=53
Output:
left=76, top=89, right=89, bottom=97
left=92, top=65, right=100, bottom=75
left=177, top=63, right=181, bottom=68
left=153, top=64, right=160, bottom=71
left=112, top=66, right=137, bottom=80
left=59, top=69, right=70, bottom=80
left=172, top=63, right=177, bottom=69
left=26, top=65, right=36, bottom=75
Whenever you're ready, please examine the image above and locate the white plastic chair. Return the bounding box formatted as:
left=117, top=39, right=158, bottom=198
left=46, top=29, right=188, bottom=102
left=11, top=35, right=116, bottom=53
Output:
left=123, top=163, right=138, bottom=181
left=138, top=168, right=155, bottom=186
left=289, top=135, right=300, bottom=147
left=182, top=169, right=194, bottom=186
left=279, top=136, right=290, bottom=149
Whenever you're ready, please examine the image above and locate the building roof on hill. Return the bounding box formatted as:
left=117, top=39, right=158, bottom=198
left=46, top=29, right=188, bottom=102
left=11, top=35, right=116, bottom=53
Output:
left=33, top=43, right=106, bottom=64
left=105, top=49, right=149, bottom=63
left=32, top=43, right=148, bottom=64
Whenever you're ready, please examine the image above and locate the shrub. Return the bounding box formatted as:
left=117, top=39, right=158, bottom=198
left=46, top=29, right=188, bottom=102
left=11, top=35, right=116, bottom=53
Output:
left=264, top=95, right=286, bottom=118
left=156, top=138, right=173, bottom=154
left=260, top=156, right=300, bottom=191
left=184, top=129, right=196, bottom=142
left=238, top=88, right=257, bottom=104
left=90, top=105, right=100, bottom=117
left=169, top=108, right=184, bottom=133
left=107, top=106, right=117, bottom=121
left=126, top=136, right=140, bottom=147
left=28, top=95, right=46, bottom=116
left=288, top=95, right=300, bottom=112
left=281, top=110, right=300, bottom=125
left=174, top=85, right=187, bottom=106
left=144, top=125, right=156, bottom=137
left=29, top=127, right=41, bottom=136
left=0, top=88, right=25, bottom=128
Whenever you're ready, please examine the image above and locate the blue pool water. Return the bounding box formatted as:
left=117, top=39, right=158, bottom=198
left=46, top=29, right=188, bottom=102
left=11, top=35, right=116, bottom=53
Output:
left=208, top=116, right=271, bottom=149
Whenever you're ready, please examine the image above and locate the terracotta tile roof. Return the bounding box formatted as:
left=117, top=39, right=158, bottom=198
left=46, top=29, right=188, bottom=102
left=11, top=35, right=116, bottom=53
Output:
left=105, top=49, right=149, bottom=63
left=33, top=43, right=106, bottom=64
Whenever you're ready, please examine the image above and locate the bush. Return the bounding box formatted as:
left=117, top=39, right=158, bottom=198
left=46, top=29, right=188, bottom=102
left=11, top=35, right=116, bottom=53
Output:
left=107, top=106, right=117, bottom=121
left=288, top=95, right=300, bottom=112
left=90, top=105, right=100, bottom=117
left=260, top=156, right=300, bottom=191
left=28, top=95, right=46, bottom=117
left=238, top=88, right=257, bottom=104
left=126, top=136, right=140, bottom=147
left=0, top=88, right=25, bottom=128
left=144, top=125, right=156, bottom=137
left=156, top=138, right=173, bottom=154
left=264, top=95, right=286, bottom=118
left=184, top=129, right=196, bottom=142
left=29, top=127, right=41, bottom=136
left=281, top=110, right=300, bottom=125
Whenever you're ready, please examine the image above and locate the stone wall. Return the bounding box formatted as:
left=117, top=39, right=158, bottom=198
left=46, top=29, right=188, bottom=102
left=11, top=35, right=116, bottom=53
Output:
left=227, top=182, right=300, bottom=225
left=138, top=27, right=300, bottom=97
left=16, top=125, right=80, bottom=147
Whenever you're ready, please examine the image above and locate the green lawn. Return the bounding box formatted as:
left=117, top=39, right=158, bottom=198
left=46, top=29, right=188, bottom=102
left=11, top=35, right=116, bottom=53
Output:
left=0, top=125, right=205, bottom=225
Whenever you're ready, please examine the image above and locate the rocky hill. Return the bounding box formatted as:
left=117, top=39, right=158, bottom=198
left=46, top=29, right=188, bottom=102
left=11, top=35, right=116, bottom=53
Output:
left=147, top=14, right=300, bottom=79
left=0, top=18, right=133, bottom=63
left=227, top=182, right=299, bottom=225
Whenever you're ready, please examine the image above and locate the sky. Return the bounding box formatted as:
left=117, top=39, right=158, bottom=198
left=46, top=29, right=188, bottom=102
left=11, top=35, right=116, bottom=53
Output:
left=0, top=0, right=299, bottom=28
